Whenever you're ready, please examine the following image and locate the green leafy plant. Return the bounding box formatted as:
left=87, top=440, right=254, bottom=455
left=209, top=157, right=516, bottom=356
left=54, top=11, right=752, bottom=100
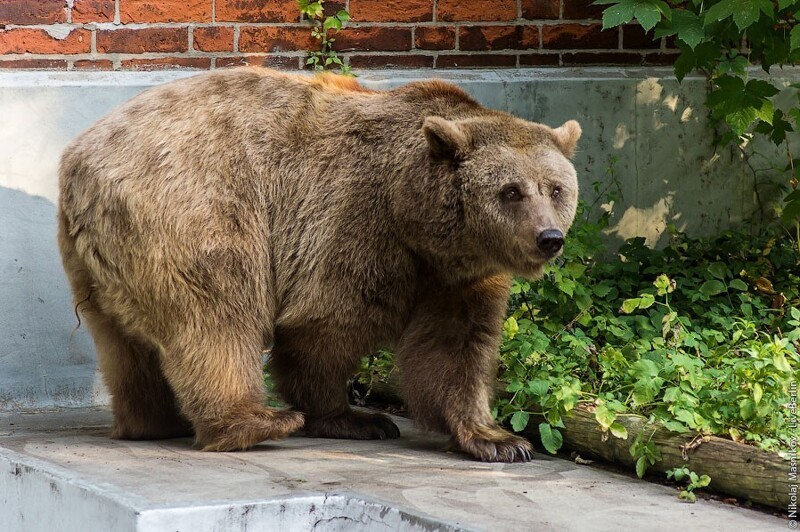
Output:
left=494, top=186, right=799, bottom=456
left=630, top=431, right=662, bottom=478
left=667, top=466, right=712, bottom=502
left=594, top=0, right=800, bottom=248
left=298, top=0, right=352, bottom=74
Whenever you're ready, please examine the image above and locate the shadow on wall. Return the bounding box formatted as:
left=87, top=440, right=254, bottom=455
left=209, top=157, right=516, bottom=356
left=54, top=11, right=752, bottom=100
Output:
left=0, top=186, right=107, bottom=411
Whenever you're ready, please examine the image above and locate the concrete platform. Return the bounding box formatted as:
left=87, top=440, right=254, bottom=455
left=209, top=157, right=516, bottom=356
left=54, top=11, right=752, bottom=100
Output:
left=0, top=409, right=783, bottom=531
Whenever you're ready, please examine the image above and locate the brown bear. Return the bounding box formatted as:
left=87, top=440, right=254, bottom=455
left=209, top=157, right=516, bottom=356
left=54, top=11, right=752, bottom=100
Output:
left=58, top=68, right=581, bottom=462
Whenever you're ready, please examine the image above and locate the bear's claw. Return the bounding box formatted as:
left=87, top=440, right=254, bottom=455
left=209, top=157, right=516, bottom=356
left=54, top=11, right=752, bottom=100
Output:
left=455, top=424, right=535, bottom=463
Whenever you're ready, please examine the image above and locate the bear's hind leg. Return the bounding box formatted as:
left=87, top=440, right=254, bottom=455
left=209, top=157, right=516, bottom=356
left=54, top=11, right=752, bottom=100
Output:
left=269, top=337, right=400, bottom=440
left=58, top=220, right=192, bottom=440
left=83, top=310, right=193, bottom=440
left=160, top=328, right=304, bottom=451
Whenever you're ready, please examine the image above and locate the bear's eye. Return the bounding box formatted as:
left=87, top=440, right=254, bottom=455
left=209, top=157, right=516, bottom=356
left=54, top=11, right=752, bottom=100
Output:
left=501, top=185, right=523, bottom=202
left=551, top=186, right=562, bottom=200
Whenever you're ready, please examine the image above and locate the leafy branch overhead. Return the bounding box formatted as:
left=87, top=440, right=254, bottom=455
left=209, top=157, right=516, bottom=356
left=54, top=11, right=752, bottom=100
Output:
left=298, top=0, right=352, bottom=74
left=595, top=0, right=800, bottom=250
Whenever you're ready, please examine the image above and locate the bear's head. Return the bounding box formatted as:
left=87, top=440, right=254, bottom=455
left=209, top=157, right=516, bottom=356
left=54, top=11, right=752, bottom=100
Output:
left=398, top=113, right=581, bottom=281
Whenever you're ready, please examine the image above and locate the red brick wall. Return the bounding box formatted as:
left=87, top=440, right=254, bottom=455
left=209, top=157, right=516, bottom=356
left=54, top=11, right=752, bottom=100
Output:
left=0, top=1, right=676, bottom=70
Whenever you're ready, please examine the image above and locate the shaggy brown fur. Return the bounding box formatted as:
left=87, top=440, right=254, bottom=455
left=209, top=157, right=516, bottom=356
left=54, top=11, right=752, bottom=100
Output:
left=57, top=68, right=581, bottom=462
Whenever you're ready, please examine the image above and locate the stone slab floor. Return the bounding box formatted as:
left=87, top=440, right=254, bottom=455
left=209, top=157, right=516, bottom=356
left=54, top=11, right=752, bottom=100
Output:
left=0, top=408, right=784, bottom=531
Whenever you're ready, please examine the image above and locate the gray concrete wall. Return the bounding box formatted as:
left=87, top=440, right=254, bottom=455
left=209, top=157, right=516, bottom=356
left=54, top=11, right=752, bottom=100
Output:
left=0, top=68, right=795, bottom=411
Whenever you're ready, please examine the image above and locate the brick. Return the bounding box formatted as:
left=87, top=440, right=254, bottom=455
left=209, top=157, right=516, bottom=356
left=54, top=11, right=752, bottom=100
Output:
left=216, top=54, right=297, bottom=69
left=0, top=0, right=66, bottom=25
left=563, top=0, right=604, bottom=20
left=333, top=27, right=412, bottom=52
left=348, top=54, right=434, bottom=68
left=193, top=26, right=234, bottom=52
left=216, top=0, right=298, bottom=23
left=541, top=24, right=617, bottom=49
left=415, top=26, right=455, bottom=50
left=459, top=25, right=538, bottom=51
left=71, top=0, right=115, bottom=23
left=522, top=0, right=559, bottom=19
left=238, top=26, right=315, bottom=53
left=0, top=58, right=67, bottom=69
left=121, top=57, right=212, bottom=70
left=519, top=53, right=559, bottom=66
left=437, top=0, right=516, bottom=22
left=350, top=0, right=432, bottom=22
left=642, top=51, right=680, bottom=66
left=263, top=55, right=303, bottom=69
left=436, top=54, right=516, bottom=68
left=0, top=28, right=91, bottom=54
left=73, top=59, right=114, bottom=70
left=622, top=25, right=661, bottom=49
left=323, top=1, right=347, bottom=16
left=561, top=52, right=642, bottom=65
left=97, top=28, right=188, bottom=53
left=120, top=0, right=211, bottom=23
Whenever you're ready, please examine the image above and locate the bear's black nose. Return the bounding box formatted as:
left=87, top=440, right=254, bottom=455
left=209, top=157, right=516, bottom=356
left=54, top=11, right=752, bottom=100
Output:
left=537, top=229, right=564, bottom=258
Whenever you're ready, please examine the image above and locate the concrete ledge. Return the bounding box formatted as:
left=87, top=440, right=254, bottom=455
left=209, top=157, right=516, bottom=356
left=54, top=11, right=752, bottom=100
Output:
left=1, top=446, right=461, bottom=532
left=0, top=409, right=784, bottom=531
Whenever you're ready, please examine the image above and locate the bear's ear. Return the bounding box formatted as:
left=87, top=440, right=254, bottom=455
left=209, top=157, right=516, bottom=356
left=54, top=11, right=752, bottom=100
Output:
left=423, top=116, right=470, bottom=161
left=552, top=120, right=582, bottom=159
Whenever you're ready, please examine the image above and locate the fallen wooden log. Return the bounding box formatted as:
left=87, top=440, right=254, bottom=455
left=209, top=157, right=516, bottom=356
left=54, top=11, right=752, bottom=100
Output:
left=522, top=405, right=790, bottom=510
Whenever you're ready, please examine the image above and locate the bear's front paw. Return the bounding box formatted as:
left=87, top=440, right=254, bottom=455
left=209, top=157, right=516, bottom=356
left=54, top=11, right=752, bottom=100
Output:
left=456, top=424, right=534, bottom=462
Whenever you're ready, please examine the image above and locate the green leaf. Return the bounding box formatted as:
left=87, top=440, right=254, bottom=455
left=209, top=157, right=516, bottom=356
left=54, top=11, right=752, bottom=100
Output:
left=726, top=107, right=759, bottom=135
left=707, top=262, right=728, bottom=280
left=739, top=398, right=756, bottom=420
left=753, top=382, right=763, bottom=405
left=621, top=298, right=641, bottom=314
left=609, top=421, right=629, bottom=439
left=773, top=353, right=792, bottom=373
left=671, top=467, right=687, bottom=481
left=695, top=474, right=712, bottom=488
left=595, top=402, right=617, bottom=429
left=791, top=26, right=800, bottom=52
left=593, top=282, right=614, bottom=297
left=636, top=456, right=648, bottom=478
left=503, top=316, right=519, bottom=339
left=729, top=279, right=748, bottom=291
left=630, top=359, right=660, bottom=379
left=655, top=9, right=704, bottom=49
left=601, top=1, right=636, bottom=29
left=506, top=380, right=523, bottom=393
left=633, top=377, right=663, bottom=405
left=699, top=280, right=726, bottom=297
left=634, top=3, right=662, bottom=32
left=704, top=0, right=769, bottom=30
left=539, top=423, right=563, bottom=454
left=639, top=293, right=656, bottom=309
left=663, top=420, right=689, bottom=433
left=528, top=379, right=550, bottom=396
left=511, top=411, right=530, bottom=432
left=746, top=80, right=780, bottom=98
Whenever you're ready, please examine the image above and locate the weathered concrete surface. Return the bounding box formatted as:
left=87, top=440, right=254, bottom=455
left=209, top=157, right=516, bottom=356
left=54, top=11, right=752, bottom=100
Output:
left=0, top=409, right=783, bottom=531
